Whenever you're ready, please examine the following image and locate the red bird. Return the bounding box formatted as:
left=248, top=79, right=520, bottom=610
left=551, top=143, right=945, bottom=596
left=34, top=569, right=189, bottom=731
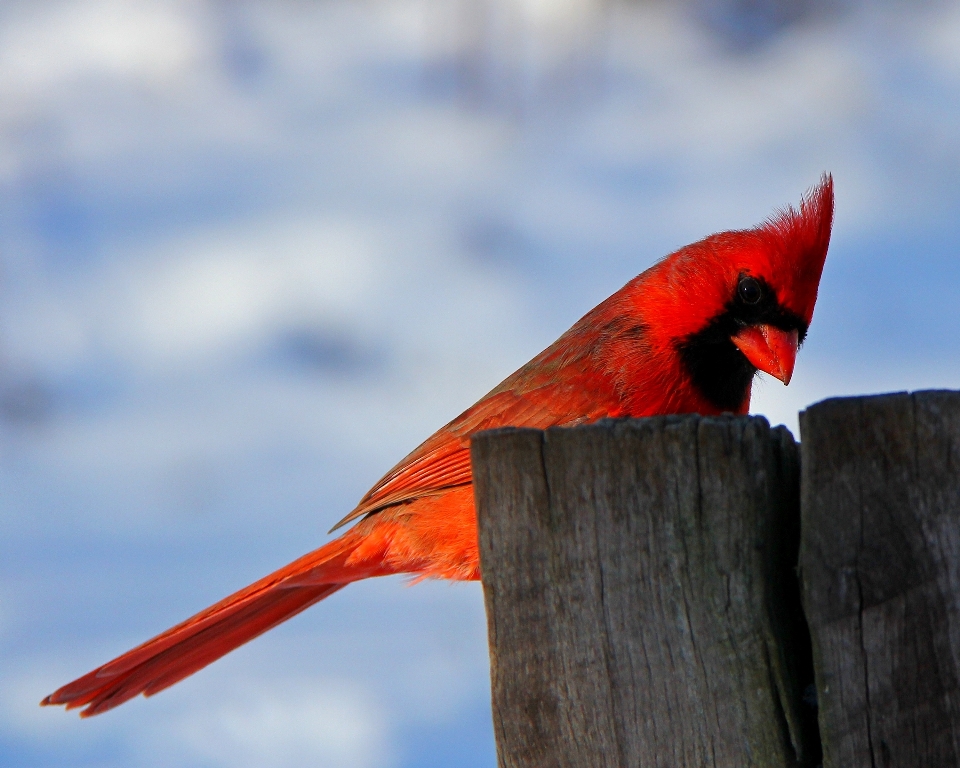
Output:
left=43, top=177, right=834, bottom=717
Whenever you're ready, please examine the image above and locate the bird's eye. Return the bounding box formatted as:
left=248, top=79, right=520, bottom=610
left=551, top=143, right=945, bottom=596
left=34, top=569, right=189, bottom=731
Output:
left=738, top=277, right=762, bottom=305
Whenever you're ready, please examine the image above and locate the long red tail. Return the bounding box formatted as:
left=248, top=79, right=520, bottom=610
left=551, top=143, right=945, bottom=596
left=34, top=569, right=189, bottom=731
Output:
left=43, top=484, right=476, bottom=717
left=41, top=533, right=365, bottom=717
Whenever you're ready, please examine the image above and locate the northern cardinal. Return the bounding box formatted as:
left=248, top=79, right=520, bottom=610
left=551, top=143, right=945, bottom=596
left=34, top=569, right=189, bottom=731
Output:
left=43, top=176, right=834, bottom=717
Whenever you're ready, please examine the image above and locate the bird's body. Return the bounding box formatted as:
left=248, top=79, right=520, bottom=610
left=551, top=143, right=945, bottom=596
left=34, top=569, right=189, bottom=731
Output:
left=44, top=178, right=834, bottom=717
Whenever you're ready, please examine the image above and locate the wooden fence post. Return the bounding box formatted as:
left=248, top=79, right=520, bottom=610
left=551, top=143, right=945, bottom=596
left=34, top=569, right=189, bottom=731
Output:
left=800, top=390, right=960, bottom=767
left=472, top=415, right=818, bottom=768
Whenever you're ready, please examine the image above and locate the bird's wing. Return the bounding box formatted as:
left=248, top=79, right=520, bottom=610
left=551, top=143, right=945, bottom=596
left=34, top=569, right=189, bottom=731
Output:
left=330, top=379, right=616, bottom=531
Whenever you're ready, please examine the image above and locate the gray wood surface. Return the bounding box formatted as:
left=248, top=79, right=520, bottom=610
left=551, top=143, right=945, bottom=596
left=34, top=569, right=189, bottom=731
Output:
left=800, top=390, right=960, bottom=768
left=473, top=415, right=816, bottom=768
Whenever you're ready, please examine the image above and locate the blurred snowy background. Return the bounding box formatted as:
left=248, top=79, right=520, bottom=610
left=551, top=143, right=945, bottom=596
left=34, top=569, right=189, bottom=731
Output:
left=2, top=0, right=960, bottom=765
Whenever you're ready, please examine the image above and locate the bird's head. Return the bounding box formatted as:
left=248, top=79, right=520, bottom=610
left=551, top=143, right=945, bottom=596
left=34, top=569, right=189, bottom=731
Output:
left=636, top=176, right=834, bottom=412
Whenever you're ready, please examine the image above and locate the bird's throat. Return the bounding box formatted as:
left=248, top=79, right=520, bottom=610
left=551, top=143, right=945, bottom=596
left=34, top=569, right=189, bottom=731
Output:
left=677, top=334, right=757, bottom=413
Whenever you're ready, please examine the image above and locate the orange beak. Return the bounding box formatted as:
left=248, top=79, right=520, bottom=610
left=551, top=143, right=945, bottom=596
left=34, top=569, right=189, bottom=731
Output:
left=731, top=325, right=799, bottom=385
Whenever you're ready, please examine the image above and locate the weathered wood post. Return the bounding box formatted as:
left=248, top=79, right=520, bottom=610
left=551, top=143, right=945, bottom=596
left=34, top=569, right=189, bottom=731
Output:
left=800, top=390, right=960, bottom=767
left=472, top=415, right=818, bottom=768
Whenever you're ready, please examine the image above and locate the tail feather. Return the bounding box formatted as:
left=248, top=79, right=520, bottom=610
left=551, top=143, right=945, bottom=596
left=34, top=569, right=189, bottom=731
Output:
left=141, top=585, right=345, bottom=698
left=81, top=585, right=341, bottom=717
left=42, top=535, right=360, bottom=717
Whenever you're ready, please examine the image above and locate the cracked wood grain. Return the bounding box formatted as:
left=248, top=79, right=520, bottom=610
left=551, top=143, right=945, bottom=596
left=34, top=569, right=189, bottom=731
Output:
left=473, top=415, right=816, bottom=768
left=800, top=390, right=960, bottom=768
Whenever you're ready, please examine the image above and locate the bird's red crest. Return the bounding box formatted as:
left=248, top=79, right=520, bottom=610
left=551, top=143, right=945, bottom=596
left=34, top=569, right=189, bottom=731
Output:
left=753, top=174, right=834, bottom=324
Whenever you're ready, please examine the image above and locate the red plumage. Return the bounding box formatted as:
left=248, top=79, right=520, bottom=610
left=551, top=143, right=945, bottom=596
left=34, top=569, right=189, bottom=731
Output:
left=43, top=176, right=834, bottom=717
